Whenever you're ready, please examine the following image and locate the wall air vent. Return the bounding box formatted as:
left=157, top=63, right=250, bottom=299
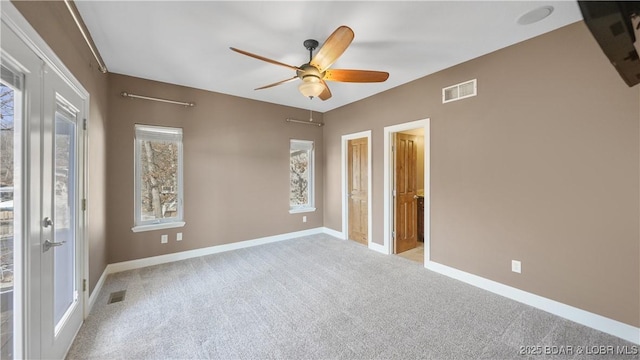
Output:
left=442, top=79, right=477, bottom=103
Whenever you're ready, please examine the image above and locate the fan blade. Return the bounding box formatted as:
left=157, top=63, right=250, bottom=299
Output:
left=319, top=80, right=332, bottom=101
left=324, top=69, right=389, bottom=83
left=230, top=47, right=300, bottom=71
left=255, top=76, right=299, bottom=90
left=310, top=26, right=354, bottom=72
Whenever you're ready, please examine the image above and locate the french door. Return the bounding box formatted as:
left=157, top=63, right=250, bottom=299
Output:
left=1, top=18, right=86, bottom=359
left=40, top=62, right=85, bottom=359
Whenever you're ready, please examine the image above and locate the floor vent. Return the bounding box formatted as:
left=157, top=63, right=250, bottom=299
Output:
left=108, top=290, right=126, bottom=304
left=442, top=79, right=477, bottom=103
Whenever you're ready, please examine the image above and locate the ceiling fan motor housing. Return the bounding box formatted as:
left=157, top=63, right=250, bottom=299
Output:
left=297, top=64, right=323, bottom=80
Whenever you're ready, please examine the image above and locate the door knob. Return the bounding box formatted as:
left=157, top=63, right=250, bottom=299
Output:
left=413, top=195, right=419, bottom=199
left=43, top=217, right=53, bottom=228
left=43, top=239, right=66, bottom=252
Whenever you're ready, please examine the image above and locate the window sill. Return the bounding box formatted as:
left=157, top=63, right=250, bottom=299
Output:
left=289, top=207, right=316, bottom=214
left=131, top=221, right=186, bottom=233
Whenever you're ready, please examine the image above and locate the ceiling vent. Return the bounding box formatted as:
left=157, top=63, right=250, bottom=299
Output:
left=442, top=79, right=477, bottom=103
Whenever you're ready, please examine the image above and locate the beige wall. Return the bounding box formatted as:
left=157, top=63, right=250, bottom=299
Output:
left=106, top=74, right=323, bottom=263
left=13, top=1, right=109, bottom=294
left=323, top=22, right=640, bottom=327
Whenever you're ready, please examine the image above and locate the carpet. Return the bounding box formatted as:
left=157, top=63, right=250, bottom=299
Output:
left=66, top=234, right=638, bottom=359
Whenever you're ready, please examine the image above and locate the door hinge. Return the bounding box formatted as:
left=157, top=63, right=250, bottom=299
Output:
left=393, top=189, right=396, bottom=197
left=392, top=231, right=396, bottom=239
left=83, top=279, right=87, bottom=292
left=83, top=118, right=87, bottom=130
left=82, top=198, right=87, bottom=211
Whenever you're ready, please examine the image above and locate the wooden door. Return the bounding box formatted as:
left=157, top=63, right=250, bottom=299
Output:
left=394, top=133, right=418, bottom=253
left=348, top=138, right=368, bottom=245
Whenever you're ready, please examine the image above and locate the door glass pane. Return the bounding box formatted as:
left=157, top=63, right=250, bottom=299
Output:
left=53, top=105, right=76, bottom=331
left=1, top=72, right=22, bottom=359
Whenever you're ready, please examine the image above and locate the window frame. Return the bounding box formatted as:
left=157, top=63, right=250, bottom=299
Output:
left=132, top=124, right=185, bottom=232
left=289, top=139, right=316, bottom=214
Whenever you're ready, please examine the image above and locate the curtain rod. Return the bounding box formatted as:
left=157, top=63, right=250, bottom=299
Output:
left=286, top=118, right=324, bottom=127
left=121, top=92, right=196, bottom=107
left=64, top=0, right=107, bottom=73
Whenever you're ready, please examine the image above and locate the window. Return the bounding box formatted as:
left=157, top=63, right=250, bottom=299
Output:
left=133, top=124, right=184, bottom=232
left=289, top=139, right=315, bottom=213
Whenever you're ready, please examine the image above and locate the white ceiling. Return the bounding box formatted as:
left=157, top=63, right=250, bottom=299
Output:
left=75, top=1, right=584, bottom=113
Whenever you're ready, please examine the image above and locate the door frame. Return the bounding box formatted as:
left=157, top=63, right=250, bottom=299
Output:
left=341, top=131, right=374, bottom=250
left=383, top=119, right=430, bottom=263
left=2, top=3, right=90, bottom=358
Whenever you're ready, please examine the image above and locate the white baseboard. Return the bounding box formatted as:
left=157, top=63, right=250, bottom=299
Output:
left=369, top=241, right=388, bottom=254
left=425, top=260, right=640, bottom=345
left=87, top=267, right=109, bottom=313
left=106, top=227, right=325, bottom=274
left=321, top=227, right=387, bottom=254
left=322, top=227, right=345, bottom=239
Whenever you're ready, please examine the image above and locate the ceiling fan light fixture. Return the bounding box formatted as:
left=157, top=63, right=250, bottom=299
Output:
left=298, top=75, right=324, bottom=98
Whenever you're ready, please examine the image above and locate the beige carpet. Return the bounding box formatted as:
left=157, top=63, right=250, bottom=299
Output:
left=67, top=234, right=638, bottom=359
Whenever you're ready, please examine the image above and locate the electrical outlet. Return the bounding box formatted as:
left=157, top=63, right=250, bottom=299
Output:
left=161, top=234, right=168, bottom=244
left=177, top=232, right=182, bottom=241
left=512, top=260, right=521, bottom=274
left=303, top=216, right=307, bottom=223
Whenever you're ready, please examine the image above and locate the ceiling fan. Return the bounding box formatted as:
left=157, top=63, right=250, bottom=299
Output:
left=230, top=26, right=389, bottom=101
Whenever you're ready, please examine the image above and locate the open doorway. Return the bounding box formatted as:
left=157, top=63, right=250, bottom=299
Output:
left=383, top=119, right=430, bottom=265
left=341, top=131, right=372, bottom=249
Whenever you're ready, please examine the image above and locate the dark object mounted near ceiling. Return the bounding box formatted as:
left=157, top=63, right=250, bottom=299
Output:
left=578, top=1, right=640, bottom=87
